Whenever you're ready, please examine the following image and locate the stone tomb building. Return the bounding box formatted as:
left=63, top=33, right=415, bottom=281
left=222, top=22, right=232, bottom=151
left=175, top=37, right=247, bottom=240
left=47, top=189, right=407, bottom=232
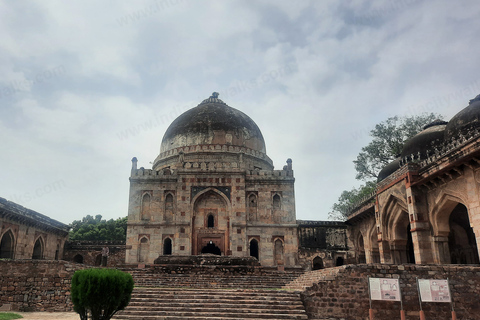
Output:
left=126, top=94, right=298, bottom=266
left=348, top=95, right=480, bottom=266
left=0, top=197, right=69, bottom=260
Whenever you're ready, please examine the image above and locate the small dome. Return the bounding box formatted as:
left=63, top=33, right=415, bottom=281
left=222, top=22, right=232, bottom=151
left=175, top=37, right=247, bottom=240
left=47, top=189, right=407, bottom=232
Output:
left=400, top=119, right=447, bottom=159
left=445, top=94, right=480, bottom=139
left=377, top=158, right=401, bottom=182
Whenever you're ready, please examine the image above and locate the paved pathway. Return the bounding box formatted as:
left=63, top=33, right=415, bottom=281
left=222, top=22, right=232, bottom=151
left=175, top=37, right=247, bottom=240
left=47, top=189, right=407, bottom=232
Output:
left=13, top=312, right=79, bottom=320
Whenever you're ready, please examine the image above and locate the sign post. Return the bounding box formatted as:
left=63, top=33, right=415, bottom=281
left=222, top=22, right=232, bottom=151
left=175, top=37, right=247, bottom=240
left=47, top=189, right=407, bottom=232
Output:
left=368, top=277, right=403, bottom=320
left=417, top=278, right=454, bottom=320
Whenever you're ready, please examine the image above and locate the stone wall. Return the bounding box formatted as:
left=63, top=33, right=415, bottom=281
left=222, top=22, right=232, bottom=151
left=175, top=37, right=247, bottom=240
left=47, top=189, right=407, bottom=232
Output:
left=301, top=264, right=480, bottom=320
left=0, top=260, right=84, bottom=312
left=63, top=241, right=127, bottom=267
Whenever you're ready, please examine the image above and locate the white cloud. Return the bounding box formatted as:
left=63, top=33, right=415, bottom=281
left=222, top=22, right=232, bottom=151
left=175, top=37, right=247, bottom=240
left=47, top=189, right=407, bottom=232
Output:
left=0, top=0, right=479, bottom=223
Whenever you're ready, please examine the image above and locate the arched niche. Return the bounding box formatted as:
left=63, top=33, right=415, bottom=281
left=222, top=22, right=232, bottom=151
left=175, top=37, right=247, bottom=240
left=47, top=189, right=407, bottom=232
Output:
left=0, top=230, right=15, bottom=259
left=32, top=237, right=44, bottom=260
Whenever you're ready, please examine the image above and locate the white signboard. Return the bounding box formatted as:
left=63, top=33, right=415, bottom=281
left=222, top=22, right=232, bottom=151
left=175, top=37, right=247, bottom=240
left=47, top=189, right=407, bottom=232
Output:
left=369, top=278, right=401, bottom=301
left=418, top=279, right=451, bottom=303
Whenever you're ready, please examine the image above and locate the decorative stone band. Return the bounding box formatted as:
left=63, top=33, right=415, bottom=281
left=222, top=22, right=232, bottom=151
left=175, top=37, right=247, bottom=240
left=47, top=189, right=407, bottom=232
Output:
left=155, top=144, right=273, bottom=165
left=131, top=166, right=294, bottom=179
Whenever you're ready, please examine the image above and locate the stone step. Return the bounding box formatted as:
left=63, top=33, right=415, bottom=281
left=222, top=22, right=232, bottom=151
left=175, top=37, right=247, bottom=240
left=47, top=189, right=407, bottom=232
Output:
left=114, top=310, right=308, bottom=320
left=122, top=306, right=306, bottom=314
left=112, top=286, right=308, bottom=320
left=127, top=301, right=304, bottom=309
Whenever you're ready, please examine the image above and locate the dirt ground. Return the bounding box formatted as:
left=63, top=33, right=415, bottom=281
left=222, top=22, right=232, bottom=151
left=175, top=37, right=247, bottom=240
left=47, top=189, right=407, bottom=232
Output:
left=11, top=312, right=79, bottom=320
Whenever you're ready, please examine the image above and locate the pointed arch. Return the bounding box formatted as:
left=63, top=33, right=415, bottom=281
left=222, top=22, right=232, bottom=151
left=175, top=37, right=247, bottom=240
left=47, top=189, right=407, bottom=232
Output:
left=274, top=238, right=284, bottom=265
left=312, top=256, right=324, bottom=270
left=141, top=192, right=152, bottom=221
left=32, top=236, right=44, bottom=259
left=380, top=194, right=408, bottom=240
left=273, top=194, right=281, bottom=210
left=0, top=230, right=15, bottom=259
left=430, top=192, right=467, bottom=236
left=164, top=192, right=175, bottom=222
left=247, top=193, right=258, bottom=222
left=138, top=236, right=149, bottom=263
left=190, top=187, right=232, bottom=210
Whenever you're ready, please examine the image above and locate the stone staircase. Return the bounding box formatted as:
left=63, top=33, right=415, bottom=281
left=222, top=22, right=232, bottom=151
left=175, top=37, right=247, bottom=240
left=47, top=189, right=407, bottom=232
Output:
left=123, top=267, right=303, bottom=289
left=282, top=266, right=344, bottom=291
left=114, top=287, right=308, bottom=320
left=112, top=266, right=308, bottom=320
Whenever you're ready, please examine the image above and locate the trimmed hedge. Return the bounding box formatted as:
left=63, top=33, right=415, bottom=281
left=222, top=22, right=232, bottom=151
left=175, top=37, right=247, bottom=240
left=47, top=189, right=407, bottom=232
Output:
left=71, top=268, right=134, bottom=320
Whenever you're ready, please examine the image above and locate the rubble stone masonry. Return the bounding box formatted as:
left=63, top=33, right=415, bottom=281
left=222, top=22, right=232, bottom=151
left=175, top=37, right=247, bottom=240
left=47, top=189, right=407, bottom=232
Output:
left=300, top=264, right=480, bottom=320
left=0, top=260, right=83, bottom=312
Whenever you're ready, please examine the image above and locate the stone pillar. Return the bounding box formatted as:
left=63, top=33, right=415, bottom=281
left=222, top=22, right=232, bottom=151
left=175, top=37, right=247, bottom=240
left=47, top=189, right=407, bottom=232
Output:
left=390, top=240, right=407, bottom=264
left=432, top=235, right=450, bottom=264
left=378, top=239, right=392, bottom=264
left=406, top=177, right=435, bottom=264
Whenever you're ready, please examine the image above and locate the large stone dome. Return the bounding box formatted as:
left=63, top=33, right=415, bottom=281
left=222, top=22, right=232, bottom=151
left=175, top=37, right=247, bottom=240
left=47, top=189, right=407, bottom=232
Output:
left=153, top=93, right=272, bottom=170
left=445, top=94, right=480, bottom=139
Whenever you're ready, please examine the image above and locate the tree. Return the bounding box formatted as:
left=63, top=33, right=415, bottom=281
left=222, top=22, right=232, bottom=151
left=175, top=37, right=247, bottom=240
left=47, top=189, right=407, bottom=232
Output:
left=71, top=268, right=134, bottom=320
left=69, top=215, right=128, bottom=241
left=353, top=113, right=442, bottom=181
left=328, top=181, right=376, bottom=220
left=329, top=113, right=443, bottom=220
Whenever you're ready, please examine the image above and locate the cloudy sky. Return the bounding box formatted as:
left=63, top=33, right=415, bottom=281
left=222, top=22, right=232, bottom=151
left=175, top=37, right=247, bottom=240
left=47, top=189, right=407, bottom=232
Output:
left=1, top=0, right=479, bottom=224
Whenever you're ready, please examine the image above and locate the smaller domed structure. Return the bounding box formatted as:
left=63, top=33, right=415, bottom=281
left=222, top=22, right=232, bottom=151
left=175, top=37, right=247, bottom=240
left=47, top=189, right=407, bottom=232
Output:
left=400, top=119, right=447, bottom=160
left=377, top=158, right=401, bottom=182
left=445, top=94, right=480, bottom=139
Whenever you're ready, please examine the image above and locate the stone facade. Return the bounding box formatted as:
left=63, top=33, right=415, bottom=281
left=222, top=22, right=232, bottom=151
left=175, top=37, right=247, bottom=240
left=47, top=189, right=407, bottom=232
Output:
left=348, top=95, right=480, bottom=267
left=63, top=240, right=127, bottom=267
left=297, top=220, right=352, bottom=269
left=126, top=94, right=299, bottom=267
left=0, top=197, right=69, bottom=260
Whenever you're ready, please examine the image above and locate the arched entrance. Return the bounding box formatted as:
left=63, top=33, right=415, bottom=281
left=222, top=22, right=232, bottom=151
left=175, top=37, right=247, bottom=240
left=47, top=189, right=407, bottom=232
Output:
left=201, top=241, right=221, bottom=255
left=73, top=254, right=84, bottom=264
left=390, top=210, right=414, bottom=264
left=0, top=231, right=14, bottom=259
left=32, top=238, right=44, bottom=259
left=312, top=256, right=323, bottom=270
left=357, top=234, right=366, bottom=263
left=163, top=238, right=172, bottom=255
left=192, top=190, right=229, bottom=255
left=448, top=204, right=479, bottom=264
left=249, top=239, right=259, bottom=259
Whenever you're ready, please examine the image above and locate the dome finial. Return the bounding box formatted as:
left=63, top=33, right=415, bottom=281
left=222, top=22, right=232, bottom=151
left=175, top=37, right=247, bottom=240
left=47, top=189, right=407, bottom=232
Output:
left=211, top=92, right=219, bottom=99
left=469, top=94, right=480, bottom=105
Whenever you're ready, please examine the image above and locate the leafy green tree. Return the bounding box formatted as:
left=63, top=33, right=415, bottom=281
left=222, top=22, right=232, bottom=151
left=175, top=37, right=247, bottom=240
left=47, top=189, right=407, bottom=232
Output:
left=328, top=181, right=376, bottom=220
left=69, top=215, right=127, bottom=241
left=353, top=113, right=442, bottom=181
left=330, top=113, right=442, bottom=220
left=71, top=268, right=134, bottom=320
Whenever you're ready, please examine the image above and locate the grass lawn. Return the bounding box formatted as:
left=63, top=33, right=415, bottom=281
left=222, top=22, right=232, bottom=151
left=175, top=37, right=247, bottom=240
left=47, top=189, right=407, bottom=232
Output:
left=0, top=313, right=23, bottom=320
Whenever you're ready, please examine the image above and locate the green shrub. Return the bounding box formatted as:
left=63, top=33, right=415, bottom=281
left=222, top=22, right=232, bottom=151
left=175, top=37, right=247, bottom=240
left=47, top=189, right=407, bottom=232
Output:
left=71, top=268, right=134, bottom=320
